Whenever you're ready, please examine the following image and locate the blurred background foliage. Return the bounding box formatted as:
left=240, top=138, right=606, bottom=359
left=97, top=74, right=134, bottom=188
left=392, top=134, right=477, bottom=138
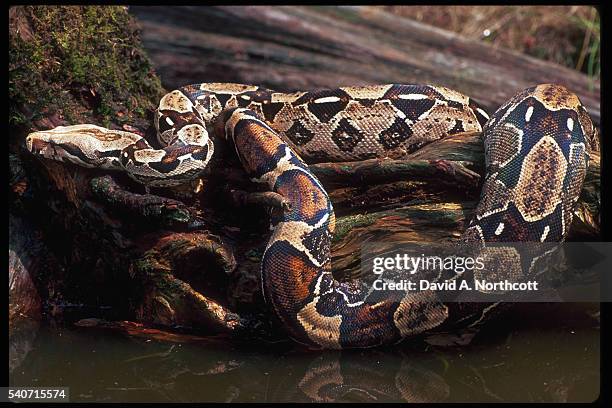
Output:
left=385, top=6, right=600, bottom=83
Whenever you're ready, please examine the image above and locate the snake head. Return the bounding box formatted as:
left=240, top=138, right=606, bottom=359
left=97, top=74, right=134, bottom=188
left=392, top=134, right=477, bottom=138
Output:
left=26, top=124, right=142, bottom=170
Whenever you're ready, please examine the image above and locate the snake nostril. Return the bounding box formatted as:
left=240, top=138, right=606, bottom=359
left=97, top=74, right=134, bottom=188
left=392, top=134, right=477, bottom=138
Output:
left=25, top=135, right=34, bottom=151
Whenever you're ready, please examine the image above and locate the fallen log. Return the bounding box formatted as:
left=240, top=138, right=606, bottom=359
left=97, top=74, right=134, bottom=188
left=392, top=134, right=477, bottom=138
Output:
left=131, top=6, right=600, bottom=126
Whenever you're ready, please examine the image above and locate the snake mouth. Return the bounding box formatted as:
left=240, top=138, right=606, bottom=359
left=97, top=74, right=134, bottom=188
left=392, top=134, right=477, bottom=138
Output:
left=26, top=125, right=146, bottom=169
left=26, top=131, right=54, bottom=155
left=25, top=130, right=82, bottom=164
left=26, top=128, right=82, bottom=160
left=26, top=126, right=85, bottom=154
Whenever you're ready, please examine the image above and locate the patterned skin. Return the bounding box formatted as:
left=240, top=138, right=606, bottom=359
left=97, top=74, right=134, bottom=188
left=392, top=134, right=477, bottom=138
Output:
left=464, top=85, right=594, bottom=243
left=26, top=83, right=595, bottom=349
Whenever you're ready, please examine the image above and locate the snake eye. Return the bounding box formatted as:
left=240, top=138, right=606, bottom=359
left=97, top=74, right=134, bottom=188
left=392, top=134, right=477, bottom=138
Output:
left=158, top=115, right=173, bottom=134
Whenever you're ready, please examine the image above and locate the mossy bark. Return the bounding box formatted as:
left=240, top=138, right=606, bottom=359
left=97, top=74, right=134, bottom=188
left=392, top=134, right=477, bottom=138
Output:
left=9, top=6, right=163, bottom=131
left=9, top=5, right=165, bottom=325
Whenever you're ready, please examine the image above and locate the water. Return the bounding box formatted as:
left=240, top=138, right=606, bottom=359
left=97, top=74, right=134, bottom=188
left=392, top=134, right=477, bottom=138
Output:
left=9, top=303, right=599, bottom=403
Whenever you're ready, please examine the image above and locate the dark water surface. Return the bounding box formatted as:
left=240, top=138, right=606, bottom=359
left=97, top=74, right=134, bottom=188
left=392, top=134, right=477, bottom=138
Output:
left=9, top=304, right=599, bottom=403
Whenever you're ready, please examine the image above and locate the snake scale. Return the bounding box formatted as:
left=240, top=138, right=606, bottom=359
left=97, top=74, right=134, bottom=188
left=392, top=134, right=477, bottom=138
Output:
left=26, top=83, right=596, bottom=349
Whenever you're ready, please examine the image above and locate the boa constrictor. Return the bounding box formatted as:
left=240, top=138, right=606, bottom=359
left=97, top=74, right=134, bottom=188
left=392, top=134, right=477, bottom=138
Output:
left=27, top=83, right=596, bottom=349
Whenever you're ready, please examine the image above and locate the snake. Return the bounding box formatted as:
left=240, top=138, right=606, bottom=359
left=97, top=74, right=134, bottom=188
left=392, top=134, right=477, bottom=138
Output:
left=26, top=83, right=596, bottom=349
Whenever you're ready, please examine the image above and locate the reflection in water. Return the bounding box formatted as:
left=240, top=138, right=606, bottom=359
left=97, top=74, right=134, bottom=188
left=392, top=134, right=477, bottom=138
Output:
left=9, top=304, right=599, bottom=402
left=285, top=352, right=450, bottom=402
left=9, top=320, right=39, bottom=375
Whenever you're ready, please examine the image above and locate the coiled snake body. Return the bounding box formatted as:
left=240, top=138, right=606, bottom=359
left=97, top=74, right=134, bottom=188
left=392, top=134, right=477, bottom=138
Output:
left=27, top=83, right=595, bottom=349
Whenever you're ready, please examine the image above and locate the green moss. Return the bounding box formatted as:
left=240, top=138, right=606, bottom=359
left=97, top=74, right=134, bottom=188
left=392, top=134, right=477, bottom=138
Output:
left=333, top=213, right=378, bottom=242
left=245, top=249, right=262, bottom=261
left=9, top=6, right=164, bottom=129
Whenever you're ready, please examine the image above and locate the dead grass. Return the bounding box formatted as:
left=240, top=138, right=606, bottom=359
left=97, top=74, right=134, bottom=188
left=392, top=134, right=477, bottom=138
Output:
left=384, top=6, right=600, bottom=81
